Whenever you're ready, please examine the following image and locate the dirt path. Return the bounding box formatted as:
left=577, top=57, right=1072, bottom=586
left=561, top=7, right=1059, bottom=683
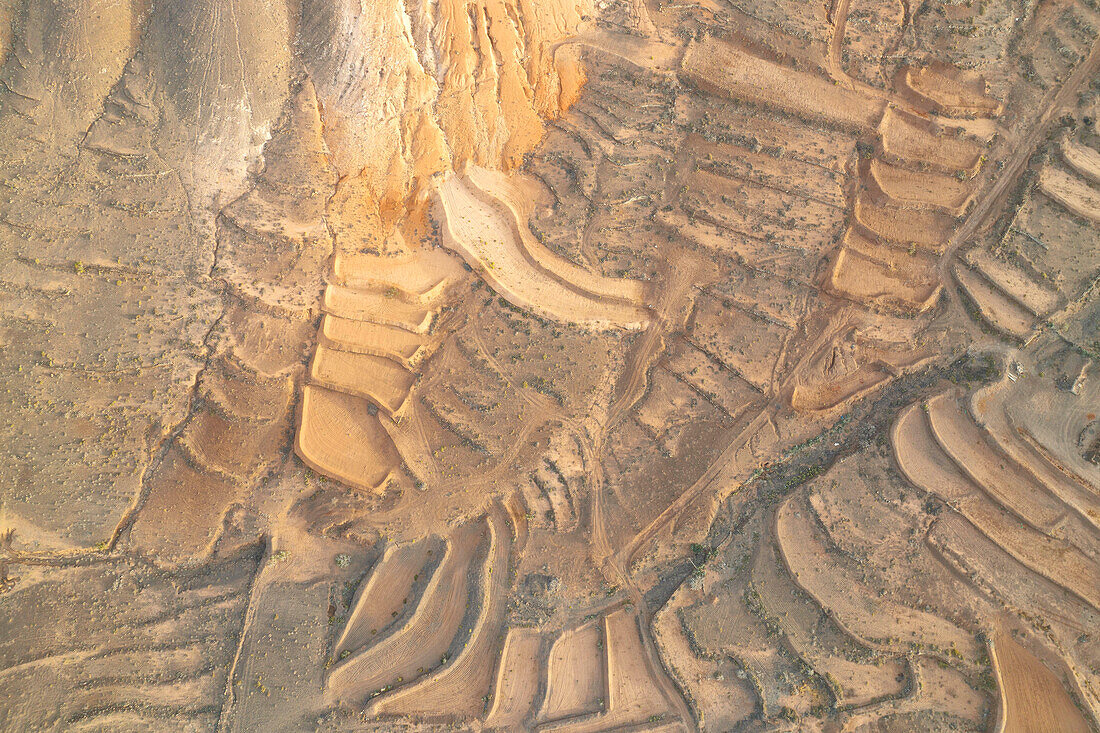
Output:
left=582, top=255, right=707, bottom=728
left=607, top=255, right=702, bottom=426
left=217, top=540, right=271, bottom=733
left=585, top=258, right=850, bottom=728
left=617, top=303, right=852, bottom=571
left=939, top=32, right=1100, bottom=286
left=617, top=408, right=774, bottom=572
left=825, top=0, right=916, bottom=112
left=827, top=0, right=853, bottom=86
left=587, top=441, right=695, bottom=729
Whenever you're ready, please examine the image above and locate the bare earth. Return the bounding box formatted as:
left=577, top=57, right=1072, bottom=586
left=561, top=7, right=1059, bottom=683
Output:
left=1, top=0, right=1100, bottom=731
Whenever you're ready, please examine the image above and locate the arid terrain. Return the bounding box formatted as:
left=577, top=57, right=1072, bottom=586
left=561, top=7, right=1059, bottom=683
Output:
left=1, top=0, right=1099, bottom=731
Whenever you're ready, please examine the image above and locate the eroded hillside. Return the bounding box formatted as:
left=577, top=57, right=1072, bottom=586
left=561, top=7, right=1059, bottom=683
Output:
left=1, top=0, right=1099, bottom=731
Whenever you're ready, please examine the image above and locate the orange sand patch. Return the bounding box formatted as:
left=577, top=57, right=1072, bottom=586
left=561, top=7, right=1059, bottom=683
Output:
left=295, top=385, right=399, bottom=492
left=991, top=631, right=1090, bottom=733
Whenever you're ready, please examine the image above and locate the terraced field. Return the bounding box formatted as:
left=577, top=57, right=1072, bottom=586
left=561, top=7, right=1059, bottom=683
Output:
left=2, top=0, right=1100, bottom=730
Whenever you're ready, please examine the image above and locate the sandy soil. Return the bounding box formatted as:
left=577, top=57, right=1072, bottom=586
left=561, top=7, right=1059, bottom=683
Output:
left=3, top=0, right=1100, bottom=730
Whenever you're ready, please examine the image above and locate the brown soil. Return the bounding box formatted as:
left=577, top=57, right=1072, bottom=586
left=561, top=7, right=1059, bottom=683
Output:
left=3, top=0, right=1100, bottom=730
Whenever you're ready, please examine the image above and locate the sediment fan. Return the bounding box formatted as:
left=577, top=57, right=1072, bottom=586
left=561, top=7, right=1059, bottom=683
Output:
left=1, top=0, right=1099, bottom=731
